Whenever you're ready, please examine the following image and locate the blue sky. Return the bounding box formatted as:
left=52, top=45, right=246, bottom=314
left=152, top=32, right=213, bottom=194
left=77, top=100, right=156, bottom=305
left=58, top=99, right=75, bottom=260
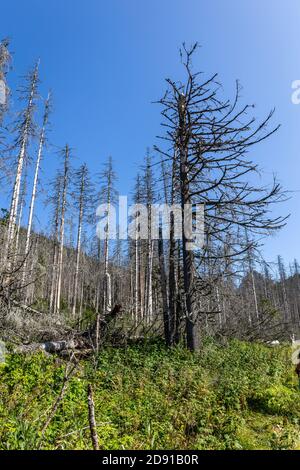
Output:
left=1, top=0, right=300, bottom=264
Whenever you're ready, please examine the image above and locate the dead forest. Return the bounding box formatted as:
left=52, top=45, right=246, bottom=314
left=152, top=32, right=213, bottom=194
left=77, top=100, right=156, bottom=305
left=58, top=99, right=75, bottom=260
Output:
left=0, top=39, right=299, bottom=354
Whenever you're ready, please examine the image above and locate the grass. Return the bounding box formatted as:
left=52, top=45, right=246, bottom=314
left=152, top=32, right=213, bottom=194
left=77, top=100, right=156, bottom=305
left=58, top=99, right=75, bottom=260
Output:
left=0, top=338, right=299, bottom=450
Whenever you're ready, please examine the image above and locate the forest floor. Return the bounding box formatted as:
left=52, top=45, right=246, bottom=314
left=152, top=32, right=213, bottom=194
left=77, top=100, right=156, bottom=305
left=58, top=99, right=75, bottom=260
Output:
left=0, top=339, right=299, bottom=450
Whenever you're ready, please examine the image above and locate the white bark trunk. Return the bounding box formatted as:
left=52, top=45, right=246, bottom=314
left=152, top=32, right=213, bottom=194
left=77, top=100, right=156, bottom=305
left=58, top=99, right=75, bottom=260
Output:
left=55, top=145, right=69, bottom=314
left=4, top=66, right=38, bottom=267
left=22, top=113, right=47, bottom=287
left=72, top=197, right=83, bottom=317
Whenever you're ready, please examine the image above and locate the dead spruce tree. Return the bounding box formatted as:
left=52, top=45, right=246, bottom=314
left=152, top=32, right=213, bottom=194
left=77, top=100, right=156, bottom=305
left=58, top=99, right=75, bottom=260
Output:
left=4, top=64, right=39, bottom=264
left=0, top=38, right=10, bottom=204
left=142, top=151, right=155, bottom=324
left=132, top=173, right=143, bottom=325
left=97, top=156, right=117, bottom=317
left=156, top=43, right=286, bottom=350
left=95, top=156, right=117, bottom=351
left=48, top=171, right=62, bottom=313
left=0, top=38, right=10, bottom=123
left=158, top=193, right=171, bottom=344
left=22, top=93, right=51, bottom=292
left=1, top=63, right=39, bottom=308
left=71, top=163, right=93, bottom=318
left=54, top=145, right=71, bottom=315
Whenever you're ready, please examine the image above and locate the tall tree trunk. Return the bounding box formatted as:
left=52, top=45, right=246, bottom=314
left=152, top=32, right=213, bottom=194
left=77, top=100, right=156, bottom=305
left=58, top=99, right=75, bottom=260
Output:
left=4, top=64, right=39, bottom=267
left=158, top=226, right=170, bottom=345
left=134, top=236, right=139, bottom=326
left=178, top=94, right=198, bottom=351
left=49, top=180, right=61, bottom=314
left=72, top=166, right=86, bottom=317
left=55, top=145, right=70, bottom=315
left=22, top=94, right=50, bottom=289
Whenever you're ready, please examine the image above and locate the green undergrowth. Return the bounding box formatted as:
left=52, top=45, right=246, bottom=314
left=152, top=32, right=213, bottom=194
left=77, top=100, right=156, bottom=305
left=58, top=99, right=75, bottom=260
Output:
left=0, top=339, right=299, bottom=450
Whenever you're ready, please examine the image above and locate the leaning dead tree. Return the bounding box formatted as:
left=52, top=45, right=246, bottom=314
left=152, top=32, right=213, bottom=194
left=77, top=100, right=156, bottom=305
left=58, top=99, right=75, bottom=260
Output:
left=156, top=43, right=287, bottom=350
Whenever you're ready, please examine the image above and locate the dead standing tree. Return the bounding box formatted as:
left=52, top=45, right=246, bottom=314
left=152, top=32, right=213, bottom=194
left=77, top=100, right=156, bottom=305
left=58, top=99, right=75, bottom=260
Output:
left=22, top=93, right=51, bottom=293
left=48, top=172, right=62, bottom=314
left=4, top=63, right=39, bottom=268
left=132, top=173, right=143, bottom=325
left=95, top=156, right=118, bottom=351
left=156, top=43, right=287, bottom=350
left=143, top=152, right=155, bottom=324
left=55, top=145, right=71, bottom=315
left=0, top=38, right=10, bottom=124
left=71, top=163, right=94, bottom=318
left=0, top=38, right=11, bottom=194
left=0, top=62, right=39, bottom=310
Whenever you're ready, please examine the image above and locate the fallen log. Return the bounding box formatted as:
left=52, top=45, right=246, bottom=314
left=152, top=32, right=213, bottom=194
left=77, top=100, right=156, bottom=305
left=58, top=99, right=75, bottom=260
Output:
left=11, top=299, right=44, bottom=316
left=16, top=340, right=77, bottom=354
left=14, top=304, right=123, bottom=355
